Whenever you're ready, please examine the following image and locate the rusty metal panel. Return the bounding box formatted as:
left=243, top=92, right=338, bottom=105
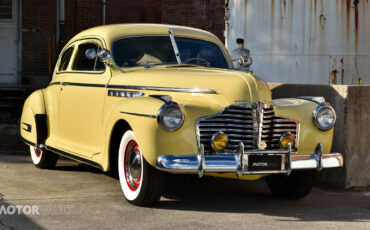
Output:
left=225, top=0, right=370, bottom=85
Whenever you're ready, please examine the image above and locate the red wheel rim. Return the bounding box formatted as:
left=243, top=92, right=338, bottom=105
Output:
left=34, top=148, right=42, bottom=158
left=123, top=140, right=142, bottom=191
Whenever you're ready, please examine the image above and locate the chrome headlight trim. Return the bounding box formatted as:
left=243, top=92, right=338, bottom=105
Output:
left=313, top=103, right=336, bottom=131
left=157, top=101, right=184, bottom=131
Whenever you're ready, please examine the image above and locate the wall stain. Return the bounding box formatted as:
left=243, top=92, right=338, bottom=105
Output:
left=244, top=0, right=248, bottom=39
left=330, top=69, right=338, bottom=84
left=341, top=58, right=345, bottom=84
left=271, top=0, right=275, bottom=52
left=353, top=0, right=360, bottom=84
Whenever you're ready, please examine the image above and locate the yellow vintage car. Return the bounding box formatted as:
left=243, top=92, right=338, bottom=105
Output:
left=20, top=24, right=343, bottom=206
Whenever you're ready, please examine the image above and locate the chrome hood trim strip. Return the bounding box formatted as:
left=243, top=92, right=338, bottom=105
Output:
left=107, top=85, right=217, bottom=94
left=49, top=82, right=216, bottom=94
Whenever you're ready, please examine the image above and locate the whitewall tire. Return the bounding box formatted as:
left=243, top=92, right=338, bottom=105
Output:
left=29, top=146, right=59, bottom=169
left=118, top=130, right=165, bottom=206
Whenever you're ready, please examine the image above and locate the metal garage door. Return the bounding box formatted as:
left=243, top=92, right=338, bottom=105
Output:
left=0, top=0, right=18, bottom=84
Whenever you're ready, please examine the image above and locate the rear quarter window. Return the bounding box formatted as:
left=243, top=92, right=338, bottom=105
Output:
left=58, top=47, right=74, bottom=71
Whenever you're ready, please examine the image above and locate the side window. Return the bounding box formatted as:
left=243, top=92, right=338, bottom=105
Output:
left=58, top=47, right=74, bottom=71
left=72, top=43, right=105, bottom=71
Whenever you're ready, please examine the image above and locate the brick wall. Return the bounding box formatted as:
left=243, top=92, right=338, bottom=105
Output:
left=21, top=0, right=56, bottom=83
left=21, top=0, right=225, bottom=84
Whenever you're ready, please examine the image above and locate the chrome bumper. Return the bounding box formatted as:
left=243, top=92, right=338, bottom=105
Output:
left=155, top=143, right=343, bottom=178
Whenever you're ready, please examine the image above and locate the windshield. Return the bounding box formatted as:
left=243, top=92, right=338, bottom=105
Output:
left=112, top=36, right=228, bottom=68
left=175, top=37, right=228, bottom=68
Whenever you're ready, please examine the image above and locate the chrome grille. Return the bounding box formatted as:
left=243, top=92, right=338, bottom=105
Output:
left=196, top=103, right=299, bottom=155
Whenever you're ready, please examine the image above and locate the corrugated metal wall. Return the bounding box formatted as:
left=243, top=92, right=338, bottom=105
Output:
left=225, top=0, right=370, bottom=85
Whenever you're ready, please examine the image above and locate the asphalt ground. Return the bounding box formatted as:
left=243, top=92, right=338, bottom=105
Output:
left=0, top=150, right=369, bottom=230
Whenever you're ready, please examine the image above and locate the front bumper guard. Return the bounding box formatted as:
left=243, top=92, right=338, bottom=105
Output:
left=155, top=143, right=343, bottom=178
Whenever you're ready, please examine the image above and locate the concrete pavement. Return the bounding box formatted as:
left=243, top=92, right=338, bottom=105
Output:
left=0, top=150, right=369, bottom=230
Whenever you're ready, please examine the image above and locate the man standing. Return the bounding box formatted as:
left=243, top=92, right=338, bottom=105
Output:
left=230, top=38, right=250, bottom=68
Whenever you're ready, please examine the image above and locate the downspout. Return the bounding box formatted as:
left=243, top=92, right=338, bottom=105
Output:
left=59, top=0, right=65, bottom=49
left=224, top=0, right=230, bottom=49
left=56, top=0, right=65, bottom=53
left=56, top=0, right=60, bottom=47
left=102, top=0, right=106, bottom=25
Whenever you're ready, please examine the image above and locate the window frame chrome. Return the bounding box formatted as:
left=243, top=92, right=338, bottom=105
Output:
left=55, top=37, right=107, bottom=75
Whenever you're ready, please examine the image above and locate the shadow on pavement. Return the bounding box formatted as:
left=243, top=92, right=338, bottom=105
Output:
left=2, top=151, right=369, bottom=224
left=0, top=200, right=42, bottom=230
left=156, top=174, right=370, bottom=223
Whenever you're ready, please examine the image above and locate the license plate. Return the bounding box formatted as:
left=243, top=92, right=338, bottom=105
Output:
left=248, top=155, right=282, bottom=171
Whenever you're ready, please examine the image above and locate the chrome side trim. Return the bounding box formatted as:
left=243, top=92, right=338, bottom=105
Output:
left=108, top=84, right=217, bottom=94
left=48, top=81, right=217, bottom=94
left=21, top=137, right=103, bottom=170
left=120, top=111, right=156, bottom=118
left=108, top=90, right=144, bottom=98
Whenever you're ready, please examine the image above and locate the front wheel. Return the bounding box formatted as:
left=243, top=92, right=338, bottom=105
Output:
left=266, top=171, right=315, bottom=200
left=29, top=146, right=59, bottom=169
left=118, top=130, right=165, bottom=206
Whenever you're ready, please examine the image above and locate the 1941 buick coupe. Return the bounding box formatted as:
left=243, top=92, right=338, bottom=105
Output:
left=20, top=24, right=343, bottom=206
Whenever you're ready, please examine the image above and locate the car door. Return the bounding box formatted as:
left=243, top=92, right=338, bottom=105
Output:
left=57, top=39, right=111, bottom=158
left=44, top=45, right=75, bottom=148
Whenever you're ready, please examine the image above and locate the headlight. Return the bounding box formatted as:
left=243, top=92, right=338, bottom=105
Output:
left=157, top=102, right=184, bottom=131
left=313, top=103, right=336, bottom=131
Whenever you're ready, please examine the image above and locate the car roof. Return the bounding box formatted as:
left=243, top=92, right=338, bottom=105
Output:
left=67, top=23, right=223, bottom=48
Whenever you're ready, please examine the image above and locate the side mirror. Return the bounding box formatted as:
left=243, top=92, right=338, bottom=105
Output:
left=97, top=48, right=111, bottom=63
left=85, top=48, right=97, bottom=60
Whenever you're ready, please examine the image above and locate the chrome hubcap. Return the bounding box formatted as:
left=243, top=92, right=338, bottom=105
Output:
left=124, top=140, right=142, bottom=191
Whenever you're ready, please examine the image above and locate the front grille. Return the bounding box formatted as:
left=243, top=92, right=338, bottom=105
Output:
left=196, top=103, right=299, bottom=155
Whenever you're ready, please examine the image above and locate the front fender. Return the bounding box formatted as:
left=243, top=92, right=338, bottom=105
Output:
left=100, top=94, right=230, bottom=170
left=20, top=89, right=46, bottom=146
left=272, top=98, right=334, bottom=154
left=100, top=97, right=162, bottom=170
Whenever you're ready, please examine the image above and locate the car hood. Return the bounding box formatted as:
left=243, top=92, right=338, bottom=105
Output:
left=109, top=66, right=272, bottom=105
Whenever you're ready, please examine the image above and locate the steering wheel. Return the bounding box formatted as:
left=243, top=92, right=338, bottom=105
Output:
left=182, top=57, right=210, bottom=67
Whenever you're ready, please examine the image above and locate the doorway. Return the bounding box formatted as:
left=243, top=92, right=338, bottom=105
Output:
left=0, top=0, right=20, bottom=84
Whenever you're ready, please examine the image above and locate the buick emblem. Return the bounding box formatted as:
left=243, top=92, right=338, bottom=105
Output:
left=258, top=141, right=267, bottom=150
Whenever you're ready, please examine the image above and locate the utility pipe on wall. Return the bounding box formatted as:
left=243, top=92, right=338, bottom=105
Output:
left=102, top=0, right=106, bottom=25
left=56, top=0, right=65, bottom=52
left=59, top=0, right=65, bottom=45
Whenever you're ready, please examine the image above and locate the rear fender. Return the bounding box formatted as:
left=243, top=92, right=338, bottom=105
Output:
left=20, top=89, right=47, bottom=147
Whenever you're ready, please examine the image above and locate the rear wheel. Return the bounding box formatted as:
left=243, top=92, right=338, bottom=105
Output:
left=118, top=130, right=165, bottom=206
left=266, top=171, right=315, bottom=200
left=29, top=146, right=59, bottom=169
